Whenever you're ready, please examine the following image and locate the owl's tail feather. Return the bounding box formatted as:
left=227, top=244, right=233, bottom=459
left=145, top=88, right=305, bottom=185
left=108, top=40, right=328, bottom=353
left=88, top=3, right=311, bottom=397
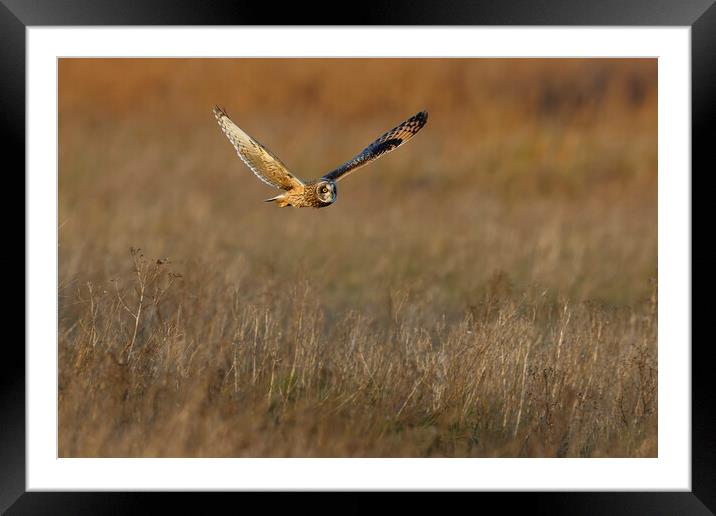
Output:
left=264, top=194, right=290, bottom=207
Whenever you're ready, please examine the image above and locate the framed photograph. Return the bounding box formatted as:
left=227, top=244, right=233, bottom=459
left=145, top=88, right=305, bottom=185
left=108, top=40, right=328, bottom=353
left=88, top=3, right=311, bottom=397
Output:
left=8, top=0, right=709, bottom=511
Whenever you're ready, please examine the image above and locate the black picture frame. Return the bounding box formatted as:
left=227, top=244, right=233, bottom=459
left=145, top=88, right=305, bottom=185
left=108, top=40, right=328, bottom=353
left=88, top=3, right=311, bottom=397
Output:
left=6, top=0, right=710, bottom=513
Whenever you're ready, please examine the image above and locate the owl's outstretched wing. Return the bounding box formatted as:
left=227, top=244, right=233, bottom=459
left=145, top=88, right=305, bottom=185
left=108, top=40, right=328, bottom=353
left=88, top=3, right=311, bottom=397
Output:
left=213, top=106, right=305, bottom=191
left=321, top=111, right=428, bottom=183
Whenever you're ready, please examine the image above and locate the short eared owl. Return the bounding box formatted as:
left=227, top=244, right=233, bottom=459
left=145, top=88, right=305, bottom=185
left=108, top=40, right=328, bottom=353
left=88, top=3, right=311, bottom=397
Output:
left=213, top=106, right=428, bottom=208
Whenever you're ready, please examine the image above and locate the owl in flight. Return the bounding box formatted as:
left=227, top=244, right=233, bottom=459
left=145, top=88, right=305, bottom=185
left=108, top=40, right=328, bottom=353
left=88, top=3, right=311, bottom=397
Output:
left=213, top=106, right=428, bottom=208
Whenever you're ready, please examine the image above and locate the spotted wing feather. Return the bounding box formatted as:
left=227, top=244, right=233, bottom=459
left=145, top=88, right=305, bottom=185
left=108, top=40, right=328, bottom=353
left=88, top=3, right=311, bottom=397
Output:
left=322, top=111, right=428, bottom=182
left=213, top=106, right=304, bottom=191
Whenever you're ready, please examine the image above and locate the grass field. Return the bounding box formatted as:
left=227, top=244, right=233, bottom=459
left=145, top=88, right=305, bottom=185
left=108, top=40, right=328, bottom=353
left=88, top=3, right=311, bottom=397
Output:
left=58, top=58, right=657, bottom=457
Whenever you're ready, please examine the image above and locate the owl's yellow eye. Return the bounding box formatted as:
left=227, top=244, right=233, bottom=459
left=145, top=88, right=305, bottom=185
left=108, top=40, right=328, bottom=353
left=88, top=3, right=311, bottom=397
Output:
left=322, top=187, right=328, bottom=193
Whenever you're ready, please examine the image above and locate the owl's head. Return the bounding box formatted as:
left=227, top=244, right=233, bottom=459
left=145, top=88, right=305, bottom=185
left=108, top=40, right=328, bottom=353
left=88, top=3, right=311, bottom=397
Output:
left=314, top=180, right=337, bottom=205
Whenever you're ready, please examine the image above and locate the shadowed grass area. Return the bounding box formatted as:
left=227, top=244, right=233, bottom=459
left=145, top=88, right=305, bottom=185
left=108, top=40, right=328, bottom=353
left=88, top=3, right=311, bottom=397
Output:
left=58, top=58, right=657, bottom=457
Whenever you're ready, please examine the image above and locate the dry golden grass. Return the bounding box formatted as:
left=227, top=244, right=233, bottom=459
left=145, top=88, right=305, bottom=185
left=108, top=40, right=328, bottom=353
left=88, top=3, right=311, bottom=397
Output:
left=58, top=58, right=657, bottom=457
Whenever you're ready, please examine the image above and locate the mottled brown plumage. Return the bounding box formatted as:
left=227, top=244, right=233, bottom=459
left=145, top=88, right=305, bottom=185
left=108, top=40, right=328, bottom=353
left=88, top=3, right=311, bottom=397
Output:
left=213, top=106, right=427, bottom=208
